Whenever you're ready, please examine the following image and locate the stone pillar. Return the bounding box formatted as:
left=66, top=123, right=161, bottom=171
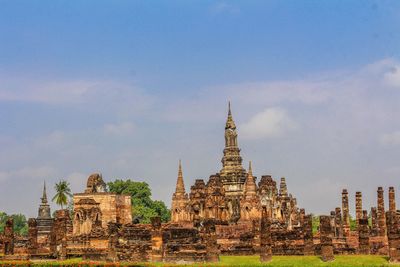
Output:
left=299, top=208, right=306, bottom=225
left=50, top=209, right=72, bottom=258
left=151, top=216, right=163, bottom=262
left=386, top=210, right=400, bottom=262
left=203, top=219, right=219, bottom=262
left=334, top=207, right=343, bottom=237
left=28, top=218, right=38, bottom=255
left=4, top=218, right=14, bottom=255
left=320, top=215, right=334, bottom=262
left=260, top=209, right=272, bottom=262
left=356, top=192, right=362, bottom=228
left=342, top=189, right=350, bottom=236
left=371, top=207, right=378, bottom=236
left=303, top=214, right=314, bottom=255
left=389, top=187, right=396, bottom=212
left=358, top=212, right=370, bottom=254
left=362, top=210, right=368, bottom=220
left=377, top=187, right=386, bottom=236
left=59, top=237, right=67, bottom=260
left=106, top=222, right=121, bottom=262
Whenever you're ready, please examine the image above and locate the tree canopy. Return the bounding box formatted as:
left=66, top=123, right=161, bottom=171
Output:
left=52, top=180, right=72, bottom=209
left=108, top=179, right=170, bottom=223
left=0, top=212, right=28, bottom=235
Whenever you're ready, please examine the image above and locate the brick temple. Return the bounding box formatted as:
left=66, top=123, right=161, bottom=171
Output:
left=171, top=103, right=301, bottom=230
left=1, top=104, right=400, bottom=263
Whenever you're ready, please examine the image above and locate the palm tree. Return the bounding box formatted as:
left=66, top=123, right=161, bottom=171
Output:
left=52, top=180, right=72, bottom=209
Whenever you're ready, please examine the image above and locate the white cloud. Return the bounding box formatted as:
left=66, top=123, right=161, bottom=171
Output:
left=240, top=107, right=295, bottom=140
left=0, top=80, right=96, bottom=104
left=103, top=122, right=135, bottom=136
left=380, top=131, right=400, bottom=146
left=210, top=2, right=241, bottom=15
left=0, top=166, right=57, bottom=182
left=384, top=66, right=400, bottom=87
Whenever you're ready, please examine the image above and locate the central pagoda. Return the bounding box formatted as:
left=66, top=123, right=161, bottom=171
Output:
left=219, top=102, right=247, bottom=197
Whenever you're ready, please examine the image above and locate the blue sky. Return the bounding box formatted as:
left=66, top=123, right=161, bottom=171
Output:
left=0, top=0, right=400, bottom=218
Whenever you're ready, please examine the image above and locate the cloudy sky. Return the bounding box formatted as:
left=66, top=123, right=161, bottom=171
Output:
left=1, top=1, right=400, bottom=218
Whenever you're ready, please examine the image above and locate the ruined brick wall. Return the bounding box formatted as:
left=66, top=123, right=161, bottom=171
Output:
left=271, top=225, right=304, bottom=255
left=107, top=223, right=152, bottom=262
left=216, top=222, right=257, bottom=255
left=163, top=225, right=208, bottom=262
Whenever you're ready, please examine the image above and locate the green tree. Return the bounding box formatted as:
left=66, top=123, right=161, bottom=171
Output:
left=349, top=215, right=357, bottom=230
left=311, top=214, right=319, bottom=234
left=52, top=180, right=72, bottom=209
left=0, top=212, right=28, bottom=235
left=108, top=179, right=171, bottom=223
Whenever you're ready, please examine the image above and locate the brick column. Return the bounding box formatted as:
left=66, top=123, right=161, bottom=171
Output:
left=356, top=192, right=362, bottom=228
left=303, top=214, right=314, bottom=255
left=342, top=189, right=350, bottom=236
left=371, top=207, right=378, bottom=236
left=28, top=218, right=38, bottom=255
left=358, top=212, right=370, bottom=254
left=377, top=187, right=386, bottom=236
left=386, top=211, right=400, bottom=262
left=320, top=215, right=334, bottom=262
left=151, top=216, right=163, bottom=262
left=4, top=218, right=14, bottom=255
left=260, top=209, right=272, bottom=262
left=203, top=219, right=219, bottom=262
left=335, top=207, right=343, bottom=237
left=389, top=187, right=396, bottom=212
left=106, top=222, right=121, bottom=262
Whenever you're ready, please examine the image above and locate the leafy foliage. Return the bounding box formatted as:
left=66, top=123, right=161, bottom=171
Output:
left=0, top=212, right=28, bottom=235
left=52, top=180, right=72, bottom=209
left=108, top=179, right=171, bottom=223
left=311, top=214, right=319, bottom=234
left=349, top=215, right=357, bottom=231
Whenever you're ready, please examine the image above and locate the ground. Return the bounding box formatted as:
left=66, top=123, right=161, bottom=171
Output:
left=0, top=255, right=399, bottom=267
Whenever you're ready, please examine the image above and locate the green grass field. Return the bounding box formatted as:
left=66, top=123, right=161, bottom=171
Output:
left=1, top=255, right=399, bottom=267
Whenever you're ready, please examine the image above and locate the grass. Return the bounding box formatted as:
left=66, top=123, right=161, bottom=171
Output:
left=0, top=255, right=399, bottom=267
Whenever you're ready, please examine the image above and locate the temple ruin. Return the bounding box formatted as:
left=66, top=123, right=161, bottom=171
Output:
left=1, top=104, right=400, bottom=263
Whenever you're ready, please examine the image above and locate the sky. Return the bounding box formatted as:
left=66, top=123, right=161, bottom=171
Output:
left=1, top=0, right=400, bottom=218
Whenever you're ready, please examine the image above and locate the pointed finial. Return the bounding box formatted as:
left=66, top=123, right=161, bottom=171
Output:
left=248, top=161, right=253, bottom=177
left=178, top=159, right=182, bottom=176
left=41, top=180, right=48, bottom=204
left=175, top=159, right=185, bottom=194
left=225, top=101, right=236, bottom=129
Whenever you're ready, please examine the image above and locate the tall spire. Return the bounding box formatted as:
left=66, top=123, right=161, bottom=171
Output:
left=41, top=181, right=48, bottom=204
left=175, top=160, right=186, bottom=195
left=220, top=102, right=246, bottom=195
left=38, top=181, right=51, bottom=219
left=248, top=161, right=253, bottom=177
left=225, top=101, right=236, bottom=130
left=244, top=161, right=257, bottom=197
